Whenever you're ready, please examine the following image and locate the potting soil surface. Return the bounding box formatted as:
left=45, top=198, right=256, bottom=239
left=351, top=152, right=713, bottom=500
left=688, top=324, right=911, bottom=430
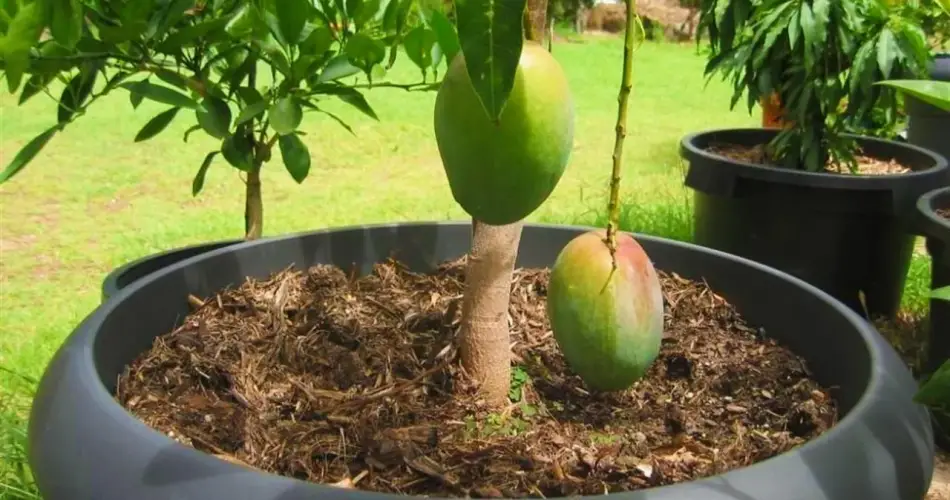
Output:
left=117, top=258, right=837, bottom=497
left=708, top=143, right=912, bottom=175
left=937, top=208, right=950, bottom=221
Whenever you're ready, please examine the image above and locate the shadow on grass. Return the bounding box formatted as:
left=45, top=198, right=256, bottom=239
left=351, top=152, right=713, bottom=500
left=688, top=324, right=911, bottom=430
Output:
left=0, top=368, right=39, bottom=500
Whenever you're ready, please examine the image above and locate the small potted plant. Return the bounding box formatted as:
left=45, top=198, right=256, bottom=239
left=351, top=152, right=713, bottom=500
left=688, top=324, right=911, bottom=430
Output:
left=683, top=0, right=949, bottom=319
left=0, top=0, right=445, bottom=300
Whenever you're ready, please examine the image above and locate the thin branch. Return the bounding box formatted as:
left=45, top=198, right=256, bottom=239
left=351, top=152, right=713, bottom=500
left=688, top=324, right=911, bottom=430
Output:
left=604, top=1, right=645, bottom=265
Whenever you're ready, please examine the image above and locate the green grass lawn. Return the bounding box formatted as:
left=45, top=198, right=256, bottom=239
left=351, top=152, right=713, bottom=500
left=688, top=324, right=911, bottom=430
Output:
left=0, top=36, right=934, bottom=498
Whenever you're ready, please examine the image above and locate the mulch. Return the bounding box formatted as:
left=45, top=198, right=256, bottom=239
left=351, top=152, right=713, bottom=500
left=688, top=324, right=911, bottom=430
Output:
left=116, top=257, right=837, bottom=497
left=707, top=143, right=912, bottom=175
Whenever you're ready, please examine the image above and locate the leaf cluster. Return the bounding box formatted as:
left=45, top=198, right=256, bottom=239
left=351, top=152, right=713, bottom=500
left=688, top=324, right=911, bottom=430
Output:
left=698, top=0, right=935, bottom=172
left=0, top=0, right=460, bottom=191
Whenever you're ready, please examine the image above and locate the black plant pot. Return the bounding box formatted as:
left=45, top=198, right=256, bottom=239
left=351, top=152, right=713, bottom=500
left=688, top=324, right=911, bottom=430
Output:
left=29, top=222, right=933, bottom=500
left=100, top=239, right=243, bottom=302
left=907, top=54, right=950, bottom=163
left=918, top=186, right=950, bottom=375
left=681, top=128, right=949, bottom=319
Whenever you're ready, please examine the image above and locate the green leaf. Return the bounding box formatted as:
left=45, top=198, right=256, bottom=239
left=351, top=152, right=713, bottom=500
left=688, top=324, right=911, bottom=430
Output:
left=220, top=133, right=254, bottom=171
left=933, top=286, right=950, bottom=302
left=1, top=2, right=46, bottom=92
left=403, top=26, right=437, bottom=73
left=811, top=0, right=829, bottom=45
left=156, top=17, right=229, bottom=53
left=50, top=0, right=83, bottom=48
left=345, top=33, right=387, bottom=73
left=183, top=124, right=202, bottom=143
left=268, top=97, right=303, bottom=135
left=196, top=97, right=232, bottom=139
left=275, top=0, right=311, bottom=44
left=57, top=67, right=98, bottom=124
left=454, top=0, right=526, bottom=121
left=235, top=100, right=269, bottom=126
left=851, top=42, right=875, bottom=94
left=0, top=125, right=59, bottom=183
left=347, top=0, right=364, bottom=20
left=237, top=87, right=264, bottom=105
left=330, top=87, right=379, bottom=120
left=225, top=3, right=268, bottom=39
left=787, top=9, right=800, bottom=50
left=19, top=73, right=53, bottom=106
left=429, top=10, right=459, bottom=64
left=877, top=29, right=899, bottom=79
left=120, top=81, right=199, bottom=109
left=798, top=2, right=816, bottom=67
left=193, top=151, right=218, bottom=196
left=318, top=54, right=362, bottom=82
left=152, top=0, right=196, bottom=40
left=135, top=107, right=181, bottom=142
left=877, top=80, right=950, bottom=112
left=279, top=134, right=311, bottom=183
left=355, top=0, right=381, bottom=29
left=300, top=25, right=334, bottom=57
left=915, top=360, right=950, bottom=407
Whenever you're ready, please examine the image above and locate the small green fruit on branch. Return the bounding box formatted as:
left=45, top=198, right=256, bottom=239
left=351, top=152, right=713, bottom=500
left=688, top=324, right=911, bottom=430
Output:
left=547, top=230, right=664, bottom=392
left=433, top=42, right=574, bottom=225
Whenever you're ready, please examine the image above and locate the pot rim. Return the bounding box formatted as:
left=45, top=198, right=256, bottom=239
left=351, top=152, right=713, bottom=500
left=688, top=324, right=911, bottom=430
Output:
left=100, top=239, right=245, bottom=300
left=918, top=186, right=950, bottom=233
left=680, top=127, right=949, bottom=185
left=31, top=221, right=932, bottom=499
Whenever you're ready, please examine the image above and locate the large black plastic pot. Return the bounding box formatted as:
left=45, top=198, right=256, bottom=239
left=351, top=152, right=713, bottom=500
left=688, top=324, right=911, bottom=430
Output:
left=907, top=54, right=950, bottom=163
left=919, top=186, right=950, bottom=375
left=29, top=222, right=934, bottom=500
left=100, top=239, right=243, bottom=301
left=681, top=128, right=949, bottom=319
left=918, top=187, right=950, bottom=452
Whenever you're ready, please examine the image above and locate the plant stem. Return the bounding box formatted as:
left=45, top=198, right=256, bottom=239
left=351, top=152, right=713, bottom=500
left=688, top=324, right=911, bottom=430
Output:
left=244, top=165, right=263, bottom=240
left=458, top=220, right=524, bottom=407
left=243, top=63, right=263, bottom=241
left=604, top=0, right=641, bottom=266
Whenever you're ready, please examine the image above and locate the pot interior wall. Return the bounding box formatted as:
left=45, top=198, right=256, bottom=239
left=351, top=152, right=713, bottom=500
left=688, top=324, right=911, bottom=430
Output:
left=92, top=224, right=874, bottom=417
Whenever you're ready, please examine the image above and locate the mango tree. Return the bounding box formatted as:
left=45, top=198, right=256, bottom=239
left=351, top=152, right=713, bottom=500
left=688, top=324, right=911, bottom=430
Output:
left=0, top=0, right=445, bottom=240
left=436, top=0, right=662, bottom=405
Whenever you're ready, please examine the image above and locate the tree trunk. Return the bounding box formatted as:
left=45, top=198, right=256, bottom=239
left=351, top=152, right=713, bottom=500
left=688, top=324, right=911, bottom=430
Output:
left=245, top=166, right=263, bottom=240
left=456, top=1, right=548, bottom=408
left=458, top=220, right=524, bottom=406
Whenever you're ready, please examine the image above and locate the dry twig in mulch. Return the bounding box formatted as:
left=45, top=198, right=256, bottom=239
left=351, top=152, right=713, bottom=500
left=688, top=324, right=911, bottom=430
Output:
left=117, top=258, right=837, bottom=497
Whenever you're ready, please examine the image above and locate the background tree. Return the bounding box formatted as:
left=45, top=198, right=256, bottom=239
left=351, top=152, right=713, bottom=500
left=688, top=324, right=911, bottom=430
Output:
left=0, top=0, right=445, bottom=240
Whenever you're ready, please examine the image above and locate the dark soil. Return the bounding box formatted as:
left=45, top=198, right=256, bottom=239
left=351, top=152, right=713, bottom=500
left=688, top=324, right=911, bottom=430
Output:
left=116, top=258, right=837, bottom=497
left=707, top=143, right=912, bottom=175
left=937, top=208, right=950, bottom=221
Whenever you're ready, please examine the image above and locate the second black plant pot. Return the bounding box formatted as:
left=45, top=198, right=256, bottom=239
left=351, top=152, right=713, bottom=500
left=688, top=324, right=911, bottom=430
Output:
left=919, top=186, right=950, bottom=374
left=681, top=128, right=949, bottom=319
left=907, top=53, right=950, bottom=163
left=29, top=222, right=934, bottom=500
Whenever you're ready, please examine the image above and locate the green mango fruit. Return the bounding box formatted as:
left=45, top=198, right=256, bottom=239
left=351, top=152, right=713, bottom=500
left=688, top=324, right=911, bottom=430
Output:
left=433, top=41, right=574, bottom=225
left=547, top=230, right=665, bottom=392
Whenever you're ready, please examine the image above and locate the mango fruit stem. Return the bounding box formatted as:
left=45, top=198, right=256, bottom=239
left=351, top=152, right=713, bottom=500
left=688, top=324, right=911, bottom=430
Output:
left=604, top=0, right=644, bottom=267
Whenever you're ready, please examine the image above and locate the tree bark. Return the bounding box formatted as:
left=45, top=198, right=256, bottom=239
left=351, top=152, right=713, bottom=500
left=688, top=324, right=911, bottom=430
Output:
left=245, top=167, right=263, bottom=240
left=458, top=220, right=524, bottom=406
left=456, top=2, right=547, bottom=408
